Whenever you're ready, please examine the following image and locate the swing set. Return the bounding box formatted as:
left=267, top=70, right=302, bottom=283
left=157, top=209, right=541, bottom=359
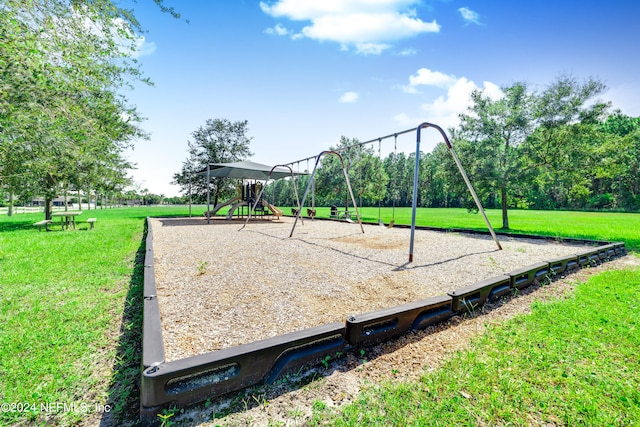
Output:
left=285, top=122, right=502, bottom=262
left=291, top=150, right=364, bottom=237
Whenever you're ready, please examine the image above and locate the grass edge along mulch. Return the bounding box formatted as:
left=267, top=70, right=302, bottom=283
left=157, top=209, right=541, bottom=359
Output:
left=308, top=265, right=640, bottom=426
left=0, top=209, right=152, bottom=427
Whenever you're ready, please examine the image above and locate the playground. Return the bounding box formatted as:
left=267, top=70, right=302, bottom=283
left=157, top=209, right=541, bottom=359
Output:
left=151, top=216, right=594, bottom=362
left=139, top=125, right=629, bottom=424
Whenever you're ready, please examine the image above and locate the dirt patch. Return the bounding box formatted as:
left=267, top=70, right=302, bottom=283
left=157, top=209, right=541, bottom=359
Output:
left=331, top=233, right=406, bottom=250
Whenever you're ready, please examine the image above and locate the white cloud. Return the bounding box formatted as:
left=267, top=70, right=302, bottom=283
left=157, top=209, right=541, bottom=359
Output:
left=354, top=42, right=390, bottom=55
left=260, top=0, right=439, bottom=54
left=403, top=68, right=457, bottom=93
left=605, top=83, right=640, bottom=116
left=458, top=7, right=481, bottom=25
left=418, top=77, right=478, bottom=128
left=339, top=91, right=359, bottom=103
left=395, top=70, right=503, bottom=133
left=397, top=47, right=418, bottom=56
left=260, top=0, right=420, bottom=20
left=265, top=23, right=290, bottom=36
left=481, top=81, right=503, bottom=101
left=132, top=36, right=156, bottom=58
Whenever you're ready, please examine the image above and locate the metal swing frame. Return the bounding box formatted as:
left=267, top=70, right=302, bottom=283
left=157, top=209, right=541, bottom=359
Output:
left=280, top=122, right=501, bottom=261
left=290, top=150, right=364, bottom=238
left=408, top=122, right=502, bottom=262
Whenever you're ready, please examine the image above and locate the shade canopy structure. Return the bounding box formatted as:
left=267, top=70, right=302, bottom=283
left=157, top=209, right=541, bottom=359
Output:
left=197, top=161, right=308, bottom=223
left=197, top=161, right=307, bottom=180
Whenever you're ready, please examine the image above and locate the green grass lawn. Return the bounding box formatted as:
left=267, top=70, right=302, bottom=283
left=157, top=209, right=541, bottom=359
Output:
left=310, top=267, right=640, bottom=426
left=0, top=206, right=199, bottom=426
left=312, top=206, right=640, bottom=251
left=0, top=205, right=638, bottom=426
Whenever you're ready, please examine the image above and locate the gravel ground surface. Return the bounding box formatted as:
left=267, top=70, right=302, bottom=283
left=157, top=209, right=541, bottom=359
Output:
left=151, top=236, right=638, bottom=427
left=150, top=216, right=595, bottom=362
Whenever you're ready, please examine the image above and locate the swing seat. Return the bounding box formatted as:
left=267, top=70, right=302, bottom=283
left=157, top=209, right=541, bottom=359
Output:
left=378, top=219, right=394, bottom=228
left=340, top=211, right=354, bottom=221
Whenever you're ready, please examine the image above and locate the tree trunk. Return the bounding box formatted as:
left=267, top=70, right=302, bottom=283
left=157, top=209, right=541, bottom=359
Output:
left=501, top=186, right=509, bottom=229
left=45, top=197, right=53, bottom=220
left=213, top=191, right=219, bottom=207
left=7, top=193, right=13, bottom=217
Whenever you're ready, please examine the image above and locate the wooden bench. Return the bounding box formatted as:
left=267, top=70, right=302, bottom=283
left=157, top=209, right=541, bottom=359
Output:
left=86, top=218, right=97, bottom=229
left=33, top=219, right=52, bottom=232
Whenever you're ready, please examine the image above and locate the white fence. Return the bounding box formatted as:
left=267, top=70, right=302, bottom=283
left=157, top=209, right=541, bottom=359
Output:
left=0, top=204, right=97, bottom=215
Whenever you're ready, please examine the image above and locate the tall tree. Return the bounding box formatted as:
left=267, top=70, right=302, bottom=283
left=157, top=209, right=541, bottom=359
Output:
left=0, top=0, right=152, bottom=218
left=455, top=82, right=534, bottom=228
left=521, top=75, right=609, bottom=210
left=314, top=137, right=355, bottom=207
left=595, top=112, right=640, bottom=209
left=173, top=118, right=253, bottom=205
left=313, top=137, right=387, bottom=208
left=453, top=75, right=608, bottom=228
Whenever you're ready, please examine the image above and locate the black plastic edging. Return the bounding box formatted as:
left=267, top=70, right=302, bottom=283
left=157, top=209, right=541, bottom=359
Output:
left=598, top=243, right=616, bottom=260
left=577, top=247, right=600, bottom=267
left=448, top=275, right=511, bottom=312
left=507, top=262, right=550, bottom=290
left=143, top=219, right=165, bottom=369
left=548, top=254, right=579, bottom=275
left=614, top=242, right=627, bottom=256
left=141, top=322, right=345, bottom=410
left=141, top=217, right=628, bottom=425
left=345, top=295, right=452, bottom=346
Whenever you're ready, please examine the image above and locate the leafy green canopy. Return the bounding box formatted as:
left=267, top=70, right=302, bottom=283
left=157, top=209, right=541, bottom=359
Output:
left=173, top=118, right=254, bottom=204
left=265, top=77, right=639, bottom=216
left=0, top=0, right=158, bottom=216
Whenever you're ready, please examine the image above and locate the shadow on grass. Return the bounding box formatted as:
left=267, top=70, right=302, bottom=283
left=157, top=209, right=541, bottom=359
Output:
left=99, top=221, right=147, bottom=427
left=0, top=220, right=37, bottom=233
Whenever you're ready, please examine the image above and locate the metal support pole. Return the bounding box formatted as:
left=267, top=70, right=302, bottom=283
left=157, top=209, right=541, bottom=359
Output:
left=188, top=173, right=192, bottom=218
left=409, top=127, right=422, bottom=263
left=408, top=123, right=502, bottom=262
left=206, top=165, right=211, bottom=224
left=342, top=157, right=365, bottom=234
left=291, top=151, right=364, bottom=238
left=290, top=155, right=321, bottom=237
left=447, top=141, right=502, bottom=250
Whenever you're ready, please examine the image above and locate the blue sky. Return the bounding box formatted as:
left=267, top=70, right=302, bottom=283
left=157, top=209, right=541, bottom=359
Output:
left=123, top=0, right=640, bottom=197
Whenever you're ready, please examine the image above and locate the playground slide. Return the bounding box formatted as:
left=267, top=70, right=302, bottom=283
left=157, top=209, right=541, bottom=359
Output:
left=226, top=201, right=248, bottom=219
left=262, top=201, right=283, bottom=217
left=204, top=196, right=240, bottom=218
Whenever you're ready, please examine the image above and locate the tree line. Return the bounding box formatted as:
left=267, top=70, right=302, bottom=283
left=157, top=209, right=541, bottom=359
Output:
left=175, top=76, right=638, bottom=230
left=267, top=76, right=640, bottom=228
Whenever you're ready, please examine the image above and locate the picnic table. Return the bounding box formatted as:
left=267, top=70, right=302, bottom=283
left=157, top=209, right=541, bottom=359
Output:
left=329, top=206, right=354, bottom=220
left=51, top=211, right=82, bottom=230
